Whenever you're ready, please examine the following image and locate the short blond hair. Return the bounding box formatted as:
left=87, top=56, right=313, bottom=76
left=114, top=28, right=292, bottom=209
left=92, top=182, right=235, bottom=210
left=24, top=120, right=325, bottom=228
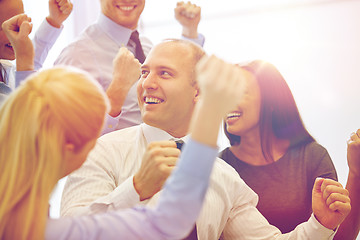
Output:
left=0, top=67, right=109, bottom=239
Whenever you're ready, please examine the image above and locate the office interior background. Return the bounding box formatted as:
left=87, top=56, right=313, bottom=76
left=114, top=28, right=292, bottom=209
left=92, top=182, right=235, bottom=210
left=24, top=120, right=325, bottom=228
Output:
left=22, top=0, right=360, bottom=218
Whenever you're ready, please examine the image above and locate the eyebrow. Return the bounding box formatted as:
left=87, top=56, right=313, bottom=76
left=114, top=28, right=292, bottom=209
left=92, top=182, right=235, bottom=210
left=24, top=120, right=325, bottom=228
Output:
left=141, top=65, right=177, bottom=73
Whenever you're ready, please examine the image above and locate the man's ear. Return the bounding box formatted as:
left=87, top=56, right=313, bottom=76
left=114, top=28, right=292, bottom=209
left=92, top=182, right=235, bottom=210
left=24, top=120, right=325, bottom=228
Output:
left=64, top=143, right=75, bottom=152
left=194, top=86, right=200, bottom=103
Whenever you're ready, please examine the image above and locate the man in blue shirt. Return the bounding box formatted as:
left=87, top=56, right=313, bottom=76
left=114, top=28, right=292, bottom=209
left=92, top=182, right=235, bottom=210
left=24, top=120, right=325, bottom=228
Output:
left=55, top=0, right=204, bottom=134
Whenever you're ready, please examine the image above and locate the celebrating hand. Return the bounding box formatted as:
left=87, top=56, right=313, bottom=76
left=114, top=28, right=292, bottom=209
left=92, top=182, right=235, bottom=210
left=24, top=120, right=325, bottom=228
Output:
left=134, top=141, right=180, bottom=201
left=47, top=0, right=73, bottom=28
left=175, top=1, right=201, bottom=39
left=2, top=14, right=34, bottom=71
left=312, top=178, right=351, bottom=230
left=347, top=129, right=360, bottom=178
left=196, top=55, right=247, bottom=118
left=107, top=47, right=141, bottom=116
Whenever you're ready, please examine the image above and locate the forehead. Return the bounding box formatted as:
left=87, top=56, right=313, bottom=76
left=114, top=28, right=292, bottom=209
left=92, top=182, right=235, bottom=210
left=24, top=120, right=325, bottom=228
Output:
left=0, top=0, right=24, bottom=25
left=241, top=68, right=261, bottom=95
left=143, top=42, right=194, bottom=71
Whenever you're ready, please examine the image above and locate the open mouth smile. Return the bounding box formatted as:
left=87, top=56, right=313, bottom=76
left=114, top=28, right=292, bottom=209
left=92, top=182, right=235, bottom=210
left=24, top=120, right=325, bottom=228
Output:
left=144, top=96, right=164, bottom=104
left=227, top=112, right=243, bottom=119
left=117, top=5, right=136, bottom=12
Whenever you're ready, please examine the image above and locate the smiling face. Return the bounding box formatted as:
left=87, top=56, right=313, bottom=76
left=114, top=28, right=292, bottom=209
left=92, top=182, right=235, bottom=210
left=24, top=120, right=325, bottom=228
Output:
left=137, top=41, right=199, bottom=137
left=225, top=69, right=262, bottom=137
left=100, top=0, right=145, bottom=29
left=0, top=0, right=24, bottom=60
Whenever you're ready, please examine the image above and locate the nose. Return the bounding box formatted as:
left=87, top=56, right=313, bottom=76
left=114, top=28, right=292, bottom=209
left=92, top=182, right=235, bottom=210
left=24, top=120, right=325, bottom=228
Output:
left=141, top=72, right=158, bottom=90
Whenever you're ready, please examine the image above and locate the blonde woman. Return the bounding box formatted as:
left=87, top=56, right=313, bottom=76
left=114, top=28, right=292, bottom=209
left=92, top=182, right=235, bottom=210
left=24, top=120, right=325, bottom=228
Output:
left=0, top=36, right=274, bottom=240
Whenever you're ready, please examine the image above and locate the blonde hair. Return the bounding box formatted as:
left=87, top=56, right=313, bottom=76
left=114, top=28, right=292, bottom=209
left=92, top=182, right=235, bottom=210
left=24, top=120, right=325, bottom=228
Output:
left=0, top=67, right=109, bottom=240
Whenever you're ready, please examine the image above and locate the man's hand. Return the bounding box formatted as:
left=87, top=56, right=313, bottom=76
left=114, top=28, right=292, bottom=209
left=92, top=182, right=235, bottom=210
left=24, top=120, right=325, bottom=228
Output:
left=347, top=129, right=360, bottom=178
left=133, top=141, right=180, bottom=201
left=312, top=178, right=351, bottom=230
left=106, top=47, right=141, bottom=117
left=196, top=55, right=247, bottom=118
left=175, top=1, right=201, bottom=39
left=2, top=14, right=34, bottom=71
left=47, top=0, right=73, bottom=28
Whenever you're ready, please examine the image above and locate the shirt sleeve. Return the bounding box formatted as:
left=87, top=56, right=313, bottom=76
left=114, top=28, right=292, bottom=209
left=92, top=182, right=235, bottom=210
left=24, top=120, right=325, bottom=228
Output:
left=33, top=19, right=63, bottom=70
left=182, top=33, right=205, bottom=47
left=60, top=139, right=141, bottom=216
left=46, top=138, right=218, bottom=240
left=15, top=70, right=36, bottom=87
left=101, top=113, right=122, bottom=135
left=222, top=182, right=336, bottom=239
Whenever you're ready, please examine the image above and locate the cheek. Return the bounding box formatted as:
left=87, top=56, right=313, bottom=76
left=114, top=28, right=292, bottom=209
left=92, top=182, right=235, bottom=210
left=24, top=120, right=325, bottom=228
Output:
left=136, top=80, right=143, bottom=94
left=136, top=81, right=144, bottom=104
left=0, top=32, right=8, bottom=44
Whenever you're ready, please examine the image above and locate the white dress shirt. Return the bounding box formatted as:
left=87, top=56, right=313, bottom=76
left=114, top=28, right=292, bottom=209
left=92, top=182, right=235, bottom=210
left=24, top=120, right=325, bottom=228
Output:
left=46, top=138, right=218, bottom=239
left=61, top=123, right=336, bottom=240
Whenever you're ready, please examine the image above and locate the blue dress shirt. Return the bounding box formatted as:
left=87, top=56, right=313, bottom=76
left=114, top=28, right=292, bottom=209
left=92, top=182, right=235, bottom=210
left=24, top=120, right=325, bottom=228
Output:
left=55, top=13, right=205, bottom=134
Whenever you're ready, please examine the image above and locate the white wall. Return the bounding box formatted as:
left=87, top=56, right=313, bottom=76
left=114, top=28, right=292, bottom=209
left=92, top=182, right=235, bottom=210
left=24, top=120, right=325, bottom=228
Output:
left=141, top=0, right=360, bottom=187
left=22, top=0, right=360, bottom=218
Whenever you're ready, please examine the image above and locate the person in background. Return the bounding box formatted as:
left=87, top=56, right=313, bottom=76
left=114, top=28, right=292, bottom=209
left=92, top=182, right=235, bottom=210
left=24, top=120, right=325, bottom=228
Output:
left=60, top=39, right=350, bottom=240
left=219, top=60, right=337, bottom=233
left=55, top=0, right=203, bottom=134
left=0, top=0, right=72, bottom=96
left=334, top=129, right=360, bottom=240
left=0, top=22, right=251, bottom=239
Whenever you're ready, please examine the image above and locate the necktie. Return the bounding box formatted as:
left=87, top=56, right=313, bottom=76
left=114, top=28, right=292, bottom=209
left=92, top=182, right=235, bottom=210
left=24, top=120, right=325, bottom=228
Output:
left=175, top=139, right=185, bottom=151
left=174, top=140, right=198, bottom=240
left=129, top=30, right=146, bottom=64
left=183, top=225, right=198, bottom=240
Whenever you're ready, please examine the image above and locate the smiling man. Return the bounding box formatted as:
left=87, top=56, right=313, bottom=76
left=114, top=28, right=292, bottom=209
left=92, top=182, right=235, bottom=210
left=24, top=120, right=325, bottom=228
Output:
left=60, top=39, right=349, bottom=240
left=55, top=0, right=204, bottom=134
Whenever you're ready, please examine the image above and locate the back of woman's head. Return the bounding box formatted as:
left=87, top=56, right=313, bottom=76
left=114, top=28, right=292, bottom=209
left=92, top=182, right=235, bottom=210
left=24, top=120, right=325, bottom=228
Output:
left=0, top=67, right=109, bottom=239
left=225, top=60, right=314, bottom=160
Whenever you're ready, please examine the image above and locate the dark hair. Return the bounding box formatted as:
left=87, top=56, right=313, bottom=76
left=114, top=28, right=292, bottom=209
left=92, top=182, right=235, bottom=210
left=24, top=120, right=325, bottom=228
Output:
left=224, top=60, right=314, bottom=162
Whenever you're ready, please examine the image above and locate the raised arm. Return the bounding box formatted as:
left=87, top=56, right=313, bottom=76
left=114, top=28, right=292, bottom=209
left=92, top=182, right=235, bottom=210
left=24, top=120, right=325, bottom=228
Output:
left=175, top=1, right=201, bottom=39
left=2, top=14, right=34, bottom=71
left=106, top=47, right=141, bottom=117
left=33, top=0, right=73, bottom=71
left=334, top=129, right=360, bottom=240
left=175, top=1, right=205, bottom=46
left=46, top=0, right=73, bottom=29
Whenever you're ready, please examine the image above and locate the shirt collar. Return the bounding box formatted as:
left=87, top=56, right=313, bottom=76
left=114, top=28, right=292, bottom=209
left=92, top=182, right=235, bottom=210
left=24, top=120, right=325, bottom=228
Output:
left=0, top=60, right=13, bottom=85
left=141, top=123, right=190, bottom=144
left=97, top=13, right=133, bottom=47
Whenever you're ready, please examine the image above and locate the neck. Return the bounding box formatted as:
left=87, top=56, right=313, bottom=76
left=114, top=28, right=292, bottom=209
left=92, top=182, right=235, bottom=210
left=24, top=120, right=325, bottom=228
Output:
left=230, top=132, right=289, bottom=166
left=166, top=129, right=188, bottom=139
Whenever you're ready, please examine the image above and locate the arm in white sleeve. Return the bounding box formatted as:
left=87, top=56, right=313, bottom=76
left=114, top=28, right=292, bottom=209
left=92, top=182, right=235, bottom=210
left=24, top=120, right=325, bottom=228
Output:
left=223, top=183, right=336, bottom=239
left=33, top=19, right=63, bottom=70
left=47, top=138, right=218, bottom=240
left=60, top=139, right=141, bottom=216
left=182, top=33, right=205, bottom=47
